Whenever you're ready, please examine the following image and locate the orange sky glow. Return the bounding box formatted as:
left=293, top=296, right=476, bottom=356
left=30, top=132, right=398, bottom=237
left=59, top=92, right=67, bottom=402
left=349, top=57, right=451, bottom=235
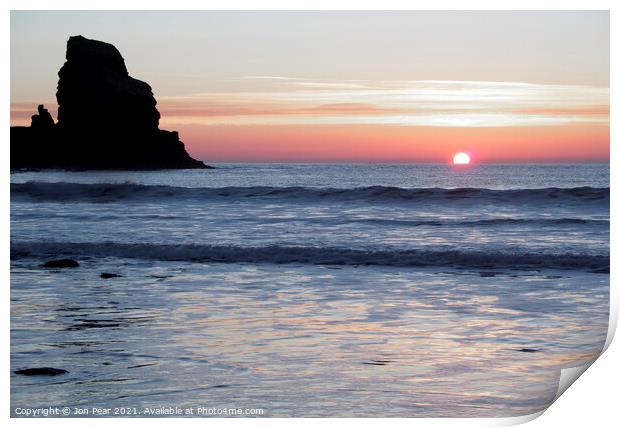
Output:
left=10, top=79, right=609, bottom=163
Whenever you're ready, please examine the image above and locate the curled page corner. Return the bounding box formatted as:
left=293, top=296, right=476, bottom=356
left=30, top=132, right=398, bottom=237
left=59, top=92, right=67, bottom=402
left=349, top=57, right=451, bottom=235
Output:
left=554, top=359, right=597, bottom=401
left=549, top=303, right=616, bottom=407
left=547, top=307, right=616, bottom=411
left=496, top=312, right=616, bottom=427
left=490, top=359, right=599, bottom=427
left=502, top=294, right=617, bottom=425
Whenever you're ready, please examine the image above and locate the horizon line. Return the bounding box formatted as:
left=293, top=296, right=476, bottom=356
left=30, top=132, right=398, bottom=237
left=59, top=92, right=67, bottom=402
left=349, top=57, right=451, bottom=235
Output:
left=196, top=160, right=610, bottom=165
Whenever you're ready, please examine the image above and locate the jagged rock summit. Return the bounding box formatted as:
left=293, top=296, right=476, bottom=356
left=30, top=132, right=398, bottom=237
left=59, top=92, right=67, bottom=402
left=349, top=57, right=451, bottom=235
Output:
left=11, top=35, right=209, bottom=170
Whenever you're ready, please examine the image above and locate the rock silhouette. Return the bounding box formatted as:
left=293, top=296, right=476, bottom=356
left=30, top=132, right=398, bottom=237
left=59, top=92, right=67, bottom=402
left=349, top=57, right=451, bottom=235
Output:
left=42, top=259, right=80, bottom=268
left=100, top=272, right=122, bottom=279
left=11, top=35, right=209, bottom=170
left=31, top=105, right=55, bottom=129
left=14, top=367, right=69, bottom=376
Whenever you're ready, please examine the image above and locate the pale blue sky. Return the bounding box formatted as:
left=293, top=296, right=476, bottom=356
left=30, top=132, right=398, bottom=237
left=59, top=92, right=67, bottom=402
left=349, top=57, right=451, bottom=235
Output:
left=11, top=11, right=609, bottom=103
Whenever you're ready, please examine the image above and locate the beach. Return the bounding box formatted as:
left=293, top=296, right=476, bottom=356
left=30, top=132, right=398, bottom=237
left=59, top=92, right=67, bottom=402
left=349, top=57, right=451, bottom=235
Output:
left=10, top=163, right=609, bottom=417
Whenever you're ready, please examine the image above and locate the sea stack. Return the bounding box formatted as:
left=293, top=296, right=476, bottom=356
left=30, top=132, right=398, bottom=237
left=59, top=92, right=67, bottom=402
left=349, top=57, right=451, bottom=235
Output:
left=11, top=35, right=208, bottom=170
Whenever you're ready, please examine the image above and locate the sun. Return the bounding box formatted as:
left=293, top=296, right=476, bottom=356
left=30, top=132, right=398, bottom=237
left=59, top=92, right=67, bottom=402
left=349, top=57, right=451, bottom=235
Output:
left=453, top=152, right=471, bottom=165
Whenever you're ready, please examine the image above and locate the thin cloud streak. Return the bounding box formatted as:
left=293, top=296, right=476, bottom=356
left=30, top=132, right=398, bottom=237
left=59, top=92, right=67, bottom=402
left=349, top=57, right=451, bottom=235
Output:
left=244, top=76, right=304, bottom=81
left=155, top=79, right=608, bottom=128
left=11, top=80, right=609, bottom=128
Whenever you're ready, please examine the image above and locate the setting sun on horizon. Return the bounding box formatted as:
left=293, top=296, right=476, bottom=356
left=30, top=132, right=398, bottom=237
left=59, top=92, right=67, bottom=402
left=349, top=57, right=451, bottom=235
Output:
left=453, top=152, right=471, bottom=165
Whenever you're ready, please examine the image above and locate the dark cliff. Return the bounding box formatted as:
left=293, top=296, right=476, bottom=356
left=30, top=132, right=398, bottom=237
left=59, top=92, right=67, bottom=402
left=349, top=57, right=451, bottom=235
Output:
left=11, top=35, right=209, bottom=170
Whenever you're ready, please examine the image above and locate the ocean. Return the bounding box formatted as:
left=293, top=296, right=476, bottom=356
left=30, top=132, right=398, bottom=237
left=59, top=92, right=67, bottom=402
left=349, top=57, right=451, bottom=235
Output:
left=10, top=163, right=609, bottom=417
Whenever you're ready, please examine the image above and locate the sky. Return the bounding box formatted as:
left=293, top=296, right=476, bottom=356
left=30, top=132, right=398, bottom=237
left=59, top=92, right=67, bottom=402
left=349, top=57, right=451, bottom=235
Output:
left=10, top=11, right=609, bottom=163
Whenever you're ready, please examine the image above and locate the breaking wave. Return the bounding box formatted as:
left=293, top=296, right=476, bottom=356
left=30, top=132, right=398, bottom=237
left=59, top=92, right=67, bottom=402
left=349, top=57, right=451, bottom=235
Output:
left=10, top=241, right=609, bottom=272
left=11, top=182, right=610, bottom=205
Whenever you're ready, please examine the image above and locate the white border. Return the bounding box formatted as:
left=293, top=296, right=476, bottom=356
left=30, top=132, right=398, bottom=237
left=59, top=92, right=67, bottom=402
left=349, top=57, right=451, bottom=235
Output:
left=3, top=2, right=616, bottom=427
